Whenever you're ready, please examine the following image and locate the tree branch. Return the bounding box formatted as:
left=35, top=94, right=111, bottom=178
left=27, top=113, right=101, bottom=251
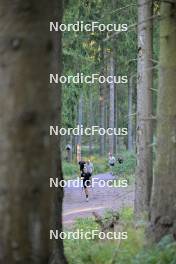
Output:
left=103, top=14, right=159, bottom=42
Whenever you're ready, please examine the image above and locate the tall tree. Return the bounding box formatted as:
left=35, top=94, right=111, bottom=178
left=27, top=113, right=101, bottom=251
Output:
left=135, top=0, right=153, bottom=217
left=128, top=74, right=134, bottom=151
left=99, top=44, right=105, bottom=156
left=109, top=53, right=115, bottom=154
left=89, top=90, right=93, bottom=156
left=150, top=0, right=176, bottom=242
left=112, top=0, right=118, bottom=156
left=0, top=1, right=67, bottom=263
left=77, top=93, right=83, bottom=162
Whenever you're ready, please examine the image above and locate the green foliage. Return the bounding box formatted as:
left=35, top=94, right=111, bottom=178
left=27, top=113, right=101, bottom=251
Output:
left=134, top=240, right=176, bottom=264
left=62, top=161, right=79, bottom=180
left=120, top=207, right=134, bottom=221
left=113, top=151, right=136, bottom=183
left=64, top=208, right=142, bottom=264
left=62, top=0, right=137, bottom=132
left=64, top=208, right=176, bottom=264
left=74, top=217, right=100, bottom=233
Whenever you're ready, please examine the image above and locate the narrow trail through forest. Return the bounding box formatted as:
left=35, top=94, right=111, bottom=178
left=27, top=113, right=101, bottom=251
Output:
left=63, top=173, right=134, bottom=226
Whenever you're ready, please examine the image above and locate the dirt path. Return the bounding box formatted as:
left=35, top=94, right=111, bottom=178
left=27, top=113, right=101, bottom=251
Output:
left=63, top=173, right=134, bottom=226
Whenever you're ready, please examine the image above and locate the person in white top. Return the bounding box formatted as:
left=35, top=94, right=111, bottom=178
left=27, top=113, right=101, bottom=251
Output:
left=86, top=160, right=94, bottom=176
left=108, top=152, right=116, bottom=175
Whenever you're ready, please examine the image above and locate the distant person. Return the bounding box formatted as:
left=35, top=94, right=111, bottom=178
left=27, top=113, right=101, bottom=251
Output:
left=108, top=152, right=116, bottom=175
left=81, top=167, right=91, bottom=202
left=86, top=160, right=94, bottom=176
left=78, top=160, right=86, bottom=173
left=117, top=156, right=123, bottom=164
left=65, top=144, right=72, bottom=162
left=117, top=155, right=124, bottom=175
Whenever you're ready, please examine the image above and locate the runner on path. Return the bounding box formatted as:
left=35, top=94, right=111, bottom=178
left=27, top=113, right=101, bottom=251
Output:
left=108, top=152, right=116, bottom=175
left=81, top=166, right=92, bottom=202
left=78, top=160, right=86, bottom=173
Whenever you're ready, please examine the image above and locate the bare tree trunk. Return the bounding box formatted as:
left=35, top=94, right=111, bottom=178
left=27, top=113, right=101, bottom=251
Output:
left=104, top=104, right=108, bottom=153
left=69, top=134, right=73, bottom=162
left=77, top=94, right=83, bottom=162
left=99, top=45, right=105, bottom=156
left=114, top=67, right=118, bottom=155
left=149, top=0, right=176, bottom=242
left=0, top=1, right=67, bottom=263
left=128, top=74, right=133, bottom=151
left=135, top=0, right=153, bottom=218
left=112, top=0, right=118, bottom=155
left=89, top=91, right=93, bottom=156
left=109, top=53, right=115, bottom=154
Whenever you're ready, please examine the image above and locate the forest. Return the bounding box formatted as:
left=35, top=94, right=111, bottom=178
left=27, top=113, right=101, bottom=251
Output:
left=0, top=0, right=176, bottom=263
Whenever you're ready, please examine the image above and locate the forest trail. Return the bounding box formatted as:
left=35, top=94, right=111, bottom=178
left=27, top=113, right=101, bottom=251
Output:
left=63, top=173, right=134, bottom=227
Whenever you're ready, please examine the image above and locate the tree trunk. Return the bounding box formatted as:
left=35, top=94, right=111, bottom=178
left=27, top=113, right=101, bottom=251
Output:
left=0, top=1, right=67, bottom=263
left=149, top=0, right=176, bottom=242
left=69, top=134, right=73, bottom=162
left=104, top=104, right=108, bottom=153
left=77, top=93, right=83, bottom=162
left=114, top=65, right=118, bottom=155
left=109, top=53, right=115, bottom=154
left=112, top=0, right=118, bottom=155
left=99, top=44, right=105, bottom=156
left=89, top=91, right=93, bottom=156
left=134, top=0, right=153, bottom=218
left=128, top=74, right=133, bottom=151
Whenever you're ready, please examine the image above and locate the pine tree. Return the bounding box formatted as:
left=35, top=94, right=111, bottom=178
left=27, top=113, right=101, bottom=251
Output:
left=0, top=1, right=67, bottom=263
left=150, top=0, right=176, bottom=242
left=135, top=0, right=153, bottom=218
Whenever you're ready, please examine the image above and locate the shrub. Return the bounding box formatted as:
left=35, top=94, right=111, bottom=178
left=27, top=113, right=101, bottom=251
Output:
left=64, top=208, right=176, bottom=264
left=62, top=161, right=79, bottom=180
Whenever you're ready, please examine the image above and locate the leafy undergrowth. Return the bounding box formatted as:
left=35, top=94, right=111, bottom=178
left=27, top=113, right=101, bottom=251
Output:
left=64, top=208, right=176, bottom=264
left=62, top=161, right=79, bottom=180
